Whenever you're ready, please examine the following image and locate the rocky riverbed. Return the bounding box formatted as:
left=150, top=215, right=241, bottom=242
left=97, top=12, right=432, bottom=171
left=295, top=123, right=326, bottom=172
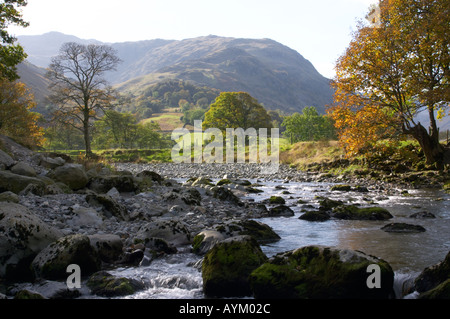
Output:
left=1, top=135, right=449, bottom=299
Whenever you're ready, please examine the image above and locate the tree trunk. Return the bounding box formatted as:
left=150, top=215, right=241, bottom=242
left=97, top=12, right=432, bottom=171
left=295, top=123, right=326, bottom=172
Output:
left=408, top=123, right=444, bottom=170
left=83, top=108, right=92, bottom=157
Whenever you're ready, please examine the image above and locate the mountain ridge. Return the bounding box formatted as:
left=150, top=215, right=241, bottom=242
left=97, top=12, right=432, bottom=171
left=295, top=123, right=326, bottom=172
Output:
left=17, top=32, right=335, bottom=114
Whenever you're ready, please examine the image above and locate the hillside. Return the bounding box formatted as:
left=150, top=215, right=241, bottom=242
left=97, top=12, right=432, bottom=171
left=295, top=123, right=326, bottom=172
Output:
left=16, top=61, right=50, bottom=103
left=17, top=32, right=334, bottom=114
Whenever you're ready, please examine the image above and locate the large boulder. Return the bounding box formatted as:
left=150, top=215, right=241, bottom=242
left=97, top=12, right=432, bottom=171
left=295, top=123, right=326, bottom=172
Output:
left=10, top=162, right=36, bottom=177
left=0, top=203, right=63, bottom=281
left=68, top=205, right=103, bottom=228
left=88, top=175, right=138, bottom=194
left=250, top=246, right=394, bottom=299
left=39, top=156, right=66, bottom=169
left=0, top=149, right=15, bottom=168
left=31, top=234, right=102, bottom=280
left=88, top=234, right=124, bottom=264
left=193, top=220, right=280, bottom=256
left=202, top=236, right=268, bottom=298
left=86, top=193, right=129, bottom=221
left=135, top=220, right=192, bottom=247
left=212, top=186, right=242, bottom=205
left=87, top=271, right=145, bottom=297
left=50, top=164, right=88, bottom=190
left=419, top=279, right=450, bottom=299
left=0, top=170, right=46, bottom=194
left=299, top=210, right=331, bottom=222
left=331, top=205, right=393, bottom=221
left=415, top=251, right=450, bottom=299
left=268, top=205, right=295, bottom=217
left=163, top=188, right=202, bottom=206
left=381, top=223, right=426, bottom=233
left=192, top=230, right=226, bottom=256
left=0, top=191, right=19, bottom=203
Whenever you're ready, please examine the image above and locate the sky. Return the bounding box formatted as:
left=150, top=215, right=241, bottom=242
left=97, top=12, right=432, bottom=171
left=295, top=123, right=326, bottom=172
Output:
left=8, top=0, right=377, bottom=79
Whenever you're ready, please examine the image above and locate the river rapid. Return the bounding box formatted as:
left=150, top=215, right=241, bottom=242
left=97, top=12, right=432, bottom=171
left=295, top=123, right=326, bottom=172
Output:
left=108, top=164, right=450, bottom=300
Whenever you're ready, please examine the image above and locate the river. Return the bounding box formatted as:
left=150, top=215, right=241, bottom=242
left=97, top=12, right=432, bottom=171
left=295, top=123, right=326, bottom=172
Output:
left=110, top=177, right=450, bottom=299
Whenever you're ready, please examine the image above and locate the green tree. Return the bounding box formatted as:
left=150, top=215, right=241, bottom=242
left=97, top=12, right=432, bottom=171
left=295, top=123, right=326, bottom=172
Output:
left=182, top=107, right=206, bottom=126
left=135, top=122, right=162, bottom=149
left=203, top=92, right=272, bottom=131
left=0, top=0, right=28, bottom=81
left=93, top=110, right=162, bottom=149
left=282, top=106, right=335, bottom=143
left=94, top=110, right=138, bottom=149
left=47, top=42, right=121, bottom=156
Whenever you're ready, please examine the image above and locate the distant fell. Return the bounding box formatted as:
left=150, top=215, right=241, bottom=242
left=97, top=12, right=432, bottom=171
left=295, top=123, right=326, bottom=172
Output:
left=17, top=32, right=334, bottom=114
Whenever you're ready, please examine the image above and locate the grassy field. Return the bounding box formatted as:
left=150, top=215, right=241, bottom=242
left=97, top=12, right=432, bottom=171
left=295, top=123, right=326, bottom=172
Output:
left=141, top=110, right=191, bottom=132
left=280, top=140, right=345, bottom=168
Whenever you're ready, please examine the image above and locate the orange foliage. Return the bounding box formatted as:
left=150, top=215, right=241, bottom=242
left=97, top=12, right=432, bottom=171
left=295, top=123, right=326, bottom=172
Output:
left=0, top=79, right=45, bottom=148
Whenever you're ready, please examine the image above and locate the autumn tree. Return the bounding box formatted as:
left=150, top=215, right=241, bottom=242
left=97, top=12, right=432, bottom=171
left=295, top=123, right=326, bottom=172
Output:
left=0, top=78, right=44, bottom=147
left=47, top=42, right=121, bottom=156
left=329, top=0, right=449, bottom=169
left=0, top=1, right=44, bottom=148
left=203, top=92, right=272, bottom=131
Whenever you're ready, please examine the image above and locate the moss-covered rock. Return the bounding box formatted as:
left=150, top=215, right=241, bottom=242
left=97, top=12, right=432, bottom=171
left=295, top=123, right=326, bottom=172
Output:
left=419, top=279, right=450, bottom=299
left=0, top=203, right=63, bottom=281
left=11, top=162, right=37, bottom=177
left=87, top=271, right=145, bottom=297
left=268, top=205, right=295, bottom=217
left=14, top=289, right=45, bottom=299
left=49, top=164, right=88, bottom=190
left=409, top=211, right=436, bottom=219
left=216, top=178, right=232, bottom=186
left=163, top=188, right=202, bottom=206
left=332, top=205, right=393, bottom=220
left=192, top=231, right=225, bottom=255
left=268, top=196, right=286, bottom=205
left=330, top=184, right=352, bottom=192
left=88, top=234, right=124, bottom=264
left=381, top=223, right=426, bottom=233
left=202, top=236, right=268, bottom=297
left=250, top=246, right=394, bottom=299
left=0, top=170, right=46, bottom=194
left=415, top=251, right=450, bottom=296
left=317, top=198, right=344, bottom=211
left=444, top=181, right=450, bottom=193
left=194, top=221, right=280, bottom=256
left=191, top=177, right=214, bottom=187
left=0, top=191, right=19, bottom=203
left=237, top=220, right=281, bottom=244
left=299, top=210, right=331, bottom=222
left=245, top=186, right=264, bottom=193
left=212, top=186, right=242, bottom=205
left=135, top=220, right=192, bottom=247
left=32, top=234, right=102, bottom=280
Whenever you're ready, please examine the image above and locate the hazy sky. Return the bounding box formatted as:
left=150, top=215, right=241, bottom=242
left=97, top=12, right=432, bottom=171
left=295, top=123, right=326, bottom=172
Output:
left=8, top=0, right=376, bottom=78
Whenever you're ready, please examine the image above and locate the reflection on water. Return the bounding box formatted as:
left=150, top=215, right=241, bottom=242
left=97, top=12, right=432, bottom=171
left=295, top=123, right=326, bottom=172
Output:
left=249, top=181, right=450, bottom=274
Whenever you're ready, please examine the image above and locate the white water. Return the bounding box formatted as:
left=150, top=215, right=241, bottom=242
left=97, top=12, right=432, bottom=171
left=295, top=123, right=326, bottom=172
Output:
left=106, top=179, right=450, bottom=299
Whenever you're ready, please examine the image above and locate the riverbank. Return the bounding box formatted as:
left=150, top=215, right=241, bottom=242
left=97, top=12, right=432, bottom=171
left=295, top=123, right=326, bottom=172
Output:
left=1, top=135, right=449, bottom=299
